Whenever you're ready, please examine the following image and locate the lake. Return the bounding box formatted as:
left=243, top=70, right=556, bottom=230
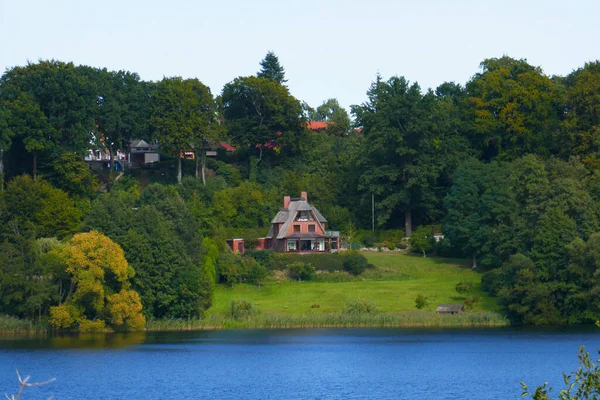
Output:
left=1, top=327, right=599, bottom=399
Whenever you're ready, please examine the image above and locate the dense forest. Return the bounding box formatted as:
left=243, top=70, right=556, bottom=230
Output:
left=1, top=52, right=599, bottom=328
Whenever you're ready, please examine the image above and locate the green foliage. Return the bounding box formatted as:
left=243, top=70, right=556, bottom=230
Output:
left=409, top=226, right=435, bottom=257
left=309, top=98, right=351, bottom=136
left=273, top=253, right=344, bottom=272
left=415, top=294, right=429, bottom=310
left=341, top=251, right=370, bottom=275
left=286, top=262, right=315, bottom=281
left=463, top=295, right=480, bottom=311
left=467, top=56, right=562, bottom=159
left=48, top=153, right=98, bottom=197
left=1, top=175, right=82, bottom=239
left=150, top=76, right=218, bottom=182
left=257, top=51, right=287, bottom=84
left=228, top=300, right=255, bottom=320
left=221, top=75, right=305, bottom=157
left=343, top=298, right=379, bottom=315
left=455, top=280, right=474, bottom=295
left=521, top=346, right=600, bottom=400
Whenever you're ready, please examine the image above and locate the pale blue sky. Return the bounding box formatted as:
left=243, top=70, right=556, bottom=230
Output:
left=1, top=0, right=598, bottom=112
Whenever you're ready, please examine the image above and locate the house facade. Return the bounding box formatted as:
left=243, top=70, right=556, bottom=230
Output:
left=256, top=192, right=340, bottom=253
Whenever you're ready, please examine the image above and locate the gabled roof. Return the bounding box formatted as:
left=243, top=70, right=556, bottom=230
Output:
left=130, top=139, right=149, bottom=148
left=266, top=198, right=328, bottom=239
left=436, top=304, right=465, bottom=313
left=219, top=142, right=236, bottom=152
left=307, top=121, right=329, bottom=131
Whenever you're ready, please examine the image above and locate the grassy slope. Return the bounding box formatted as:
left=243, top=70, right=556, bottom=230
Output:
left=207, top=252, right=500, bottom=316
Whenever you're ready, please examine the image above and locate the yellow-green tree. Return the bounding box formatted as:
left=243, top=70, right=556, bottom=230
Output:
left=49, top=231, right=145, bottom=332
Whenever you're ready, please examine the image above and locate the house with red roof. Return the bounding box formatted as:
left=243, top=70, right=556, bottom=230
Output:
left=256, top=191, right=340, bottom=253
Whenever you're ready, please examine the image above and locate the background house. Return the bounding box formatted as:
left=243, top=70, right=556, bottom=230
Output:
left=257, top=191, right=340, bottom=253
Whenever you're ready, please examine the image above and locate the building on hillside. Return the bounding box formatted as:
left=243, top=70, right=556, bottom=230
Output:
left=129, top=139, right=160, bottom=167
left=436, top=304, right=465, bottom=314
left=256, top=192, right=340, bottom=253
left=307, top=121, right=329, bottom=132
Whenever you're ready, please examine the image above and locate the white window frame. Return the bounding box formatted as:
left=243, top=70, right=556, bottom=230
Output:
left=287, top=240, right=297, bottom=251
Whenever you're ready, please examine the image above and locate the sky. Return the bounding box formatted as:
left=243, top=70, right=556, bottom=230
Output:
left=1, top=0, right=599, bottom=113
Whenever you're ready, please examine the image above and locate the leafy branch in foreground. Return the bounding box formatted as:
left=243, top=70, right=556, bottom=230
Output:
left=6, top=369, right=55, bottom=400
left=521, top=321, right=600, bottom=400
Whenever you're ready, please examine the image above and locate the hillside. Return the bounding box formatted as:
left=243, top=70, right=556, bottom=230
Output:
left=207, top=252, right=500, bottom=316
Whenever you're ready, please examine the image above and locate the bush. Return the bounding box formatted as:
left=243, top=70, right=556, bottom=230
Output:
left=434, top=237, right=462, bottom=257
left=246, top=259, right=268, bottom=286
left=386, top=242, right=396, bottom=251
left=343, top=298, right=379, bottom=315
left=274, top=253, right=344, bottom=272
left=229, top=300, right=255, bottom=320
left=357, top=231, right=377, bottom=248
left=286, top=262, right=315, bottom=281
left=378, top=229, right=405, bottom=244
left=481, top=269, right=502, bottom=295
left=341, top=251, right=370, bottom=275
left=455, top=280, right=474, bottom=295
left=245, top=249, right=275, bottom=270
left=409, top=226, right=435, bottom=256
left=217, top=251, right=242, bottom=285
left=464, top=295, right=480, bottom=311
left=415, top=294, right=429, bottom=310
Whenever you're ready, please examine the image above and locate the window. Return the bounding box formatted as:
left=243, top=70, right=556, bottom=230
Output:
left=287, top=240, right=297, bottom=251
left=308, top=225, right=316, bottom=233
left=293, top=225, right=301, bottom=233
left=317, top=238, right=325, bottom=251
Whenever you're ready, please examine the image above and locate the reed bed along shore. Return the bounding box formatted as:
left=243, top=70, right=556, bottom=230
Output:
left=0, top=315, right=48, bottom=334
left=144, top=311, right=510, bottom=331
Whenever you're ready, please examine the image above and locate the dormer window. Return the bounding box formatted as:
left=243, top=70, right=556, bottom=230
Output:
left=295, top=211, right=313, bottom=221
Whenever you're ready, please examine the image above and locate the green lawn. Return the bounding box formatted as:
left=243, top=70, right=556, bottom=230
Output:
left=207, top=252, right=501, bottom=316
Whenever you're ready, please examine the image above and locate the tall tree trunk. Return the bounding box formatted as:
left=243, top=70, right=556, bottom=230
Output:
left=108, top=148, right=114, bottom=192
left=177, top=150, right=182, bottom=183
left=404, top=208, right=412, bottom=237
left=0, top=149, right=4, bottom=191
left=195, top=149, right=199, bottom=179
left=33, top=151, right=38, bottom=181
left=472, top=253, right=478, bottom=269
left=201, top=141, right=206, bottom=185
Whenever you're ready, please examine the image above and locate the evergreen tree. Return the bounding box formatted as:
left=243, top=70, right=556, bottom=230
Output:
left=257, top=51, right=287, bottom=84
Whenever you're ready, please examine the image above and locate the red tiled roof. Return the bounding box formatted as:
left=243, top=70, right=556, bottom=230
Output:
left=307, top=121, right=329, bottom=131
left=219, top=142, right=236, bottom=152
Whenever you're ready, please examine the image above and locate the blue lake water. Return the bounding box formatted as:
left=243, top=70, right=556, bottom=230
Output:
left=1, top=327, right=599, bottom=399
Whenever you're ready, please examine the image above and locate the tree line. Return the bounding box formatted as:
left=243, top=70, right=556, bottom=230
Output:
left=1, top=52, right=600, bottom=326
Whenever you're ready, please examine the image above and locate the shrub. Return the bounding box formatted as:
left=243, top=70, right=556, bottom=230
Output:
left=286, top=262, right=315, bottom=281
left=343, top=298, right=378, bottom=315
left=455, top=280, right=474, bottom=295
left=409, top=226, right=435, bottom=256
left=229, top=300, right=254, bottom=320
left=358, top=231, right=377, bottom=248
left=245, top=249, right=275, bottom=270
left=434, top=237, right=461, bottom=257
left=274, top=253, right=344, bottom=272
left=341, top=251, right=369, bottom=275
left=378, top=229, right=404, bottom=244
left=464, top=295, right=480, bottom=311
left=246, top=259, right=268, bottom=286
left=217, top=251, right=242, bottom=285
left=349, top=242, right=362, bottom=250
left=386, top=242, right=396, bottom=251
left=415, top=294, right=429, bottom=310
left=481, top=269, right=502, bottom=295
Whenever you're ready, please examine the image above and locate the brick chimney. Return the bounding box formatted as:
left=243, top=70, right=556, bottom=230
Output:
left=301, top=191, right=308, bottom=201
left=284, top=196, right=291, bottom=209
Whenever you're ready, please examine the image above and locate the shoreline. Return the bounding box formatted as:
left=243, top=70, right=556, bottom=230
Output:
left=0, top=311, right=510, bottom=335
